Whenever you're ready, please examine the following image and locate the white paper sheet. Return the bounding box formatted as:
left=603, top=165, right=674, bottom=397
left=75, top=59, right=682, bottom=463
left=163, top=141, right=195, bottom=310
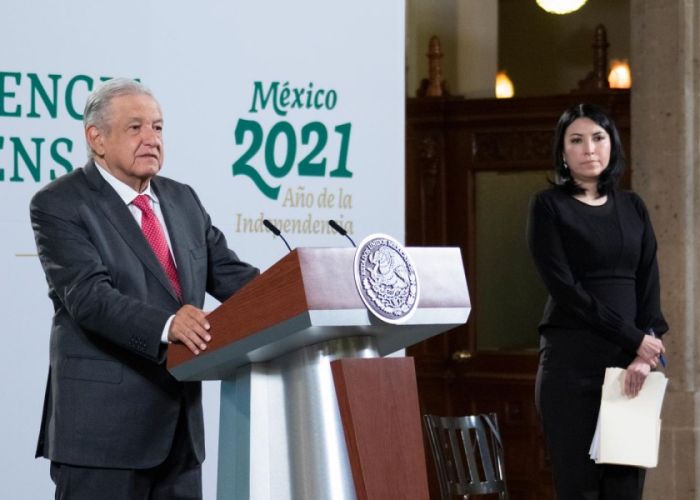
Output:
left=589, top=367, right=668, bottom=468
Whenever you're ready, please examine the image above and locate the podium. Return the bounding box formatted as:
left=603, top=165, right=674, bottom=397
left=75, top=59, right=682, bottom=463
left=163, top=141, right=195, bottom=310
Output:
left=168, top=247, right=470, bottom=499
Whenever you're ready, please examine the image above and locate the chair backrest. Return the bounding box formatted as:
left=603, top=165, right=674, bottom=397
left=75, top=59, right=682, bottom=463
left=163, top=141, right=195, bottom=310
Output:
left=423, top=413, right=509, bottom=499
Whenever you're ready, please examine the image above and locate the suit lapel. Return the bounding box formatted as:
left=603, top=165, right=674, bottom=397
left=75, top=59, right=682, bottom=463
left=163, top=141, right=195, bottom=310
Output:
left=151, top=178, right=193, bottom=304
left=83, top=161, right=180, bottom=302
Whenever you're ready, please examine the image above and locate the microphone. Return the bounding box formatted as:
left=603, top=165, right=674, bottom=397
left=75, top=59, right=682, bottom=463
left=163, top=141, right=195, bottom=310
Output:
left=263, top=219, right=292, bottom=252
left=328, top=219, right=356, bottom=247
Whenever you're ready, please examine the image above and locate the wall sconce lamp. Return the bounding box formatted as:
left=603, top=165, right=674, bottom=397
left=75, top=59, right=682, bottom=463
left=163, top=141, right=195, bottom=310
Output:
left=608, top=59, right=632, bottom=89
left=495, top=71, right=515, bottom=99
left=536, top=0, right=588, bottom=15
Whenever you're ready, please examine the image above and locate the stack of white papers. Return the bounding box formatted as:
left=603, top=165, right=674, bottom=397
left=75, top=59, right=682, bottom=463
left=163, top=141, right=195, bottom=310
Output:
left=589, top=367, right=668, bottom=468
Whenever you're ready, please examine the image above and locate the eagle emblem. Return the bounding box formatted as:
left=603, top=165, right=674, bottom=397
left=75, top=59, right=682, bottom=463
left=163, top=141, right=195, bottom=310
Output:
left=353, top=234, right=420, bottom=324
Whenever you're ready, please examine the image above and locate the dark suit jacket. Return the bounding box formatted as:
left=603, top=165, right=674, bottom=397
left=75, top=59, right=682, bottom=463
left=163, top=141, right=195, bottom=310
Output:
left=30, top=160, right=259, bottom=469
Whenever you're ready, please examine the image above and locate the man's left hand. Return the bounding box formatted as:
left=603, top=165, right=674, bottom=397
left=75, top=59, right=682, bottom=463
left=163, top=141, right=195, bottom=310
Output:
left=168, top=305, right=211, bottom=355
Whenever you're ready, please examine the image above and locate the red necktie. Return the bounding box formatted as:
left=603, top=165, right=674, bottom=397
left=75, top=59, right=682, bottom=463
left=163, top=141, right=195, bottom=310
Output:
left=132, top=194, right=182, bottom=301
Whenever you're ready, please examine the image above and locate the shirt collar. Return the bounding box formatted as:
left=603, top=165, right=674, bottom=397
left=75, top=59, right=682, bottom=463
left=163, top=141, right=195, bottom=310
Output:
left=93, top=160, right=159, bottom=206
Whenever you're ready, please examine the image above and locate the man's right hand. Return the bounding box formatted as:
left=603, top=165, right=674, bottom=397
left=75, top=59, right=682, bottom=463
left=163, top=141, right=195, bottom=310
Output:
left=168, top=304, right=211, bottom=355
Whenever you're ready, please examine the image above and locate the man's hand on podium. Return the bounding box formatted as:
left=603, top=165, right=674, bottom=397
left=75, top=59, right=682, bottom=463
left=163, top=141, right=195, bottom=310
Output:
left=169, top=304, right=212, bottom=355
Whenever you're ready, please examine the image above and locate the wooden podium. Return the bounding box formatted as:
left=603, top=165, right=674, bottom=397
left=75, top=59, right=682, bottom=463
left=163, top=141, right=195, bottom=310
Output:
left=168, top=247, right=470, bottom=500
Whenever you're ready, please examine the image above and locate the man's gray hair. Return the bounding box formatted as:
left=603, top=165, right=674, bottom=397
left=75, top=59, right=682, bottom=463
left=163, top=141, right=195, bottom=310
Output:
left=83, top=78, right=158, bottom=157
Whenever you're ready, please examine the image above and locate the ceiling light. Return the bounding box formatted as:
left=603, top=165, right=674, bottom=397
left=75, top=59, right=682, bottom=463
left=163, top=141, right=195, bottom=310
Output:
left=536, top=0, right=588, bottom=15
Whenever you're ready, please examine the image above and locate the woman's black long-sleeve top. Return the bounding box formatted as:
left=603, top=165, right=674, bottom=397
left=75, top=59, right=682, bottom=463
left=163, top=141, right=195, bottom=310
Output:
left=527, top=188, right=668, bottom=355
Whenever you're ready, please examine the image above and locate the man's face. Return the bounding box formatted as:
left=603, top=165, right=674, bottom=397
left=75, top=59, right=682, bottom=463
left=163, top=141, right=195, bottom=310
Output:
left=88, top=93, right=164, bottom=192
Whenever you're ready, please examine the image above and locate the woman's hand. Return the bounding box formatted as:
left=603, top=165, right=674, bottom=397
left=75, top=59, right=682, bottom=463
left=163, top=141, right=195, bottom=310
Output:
left=636, top=334, right=665, bottom=368
left=624, top=356, right=651, bottom=397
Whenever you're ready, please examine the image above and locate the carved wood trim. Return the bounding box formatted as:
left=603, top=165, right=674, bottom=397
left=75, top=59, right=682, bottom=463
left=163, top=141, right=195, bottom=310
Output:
left=471, top=130, right=553, bottom=169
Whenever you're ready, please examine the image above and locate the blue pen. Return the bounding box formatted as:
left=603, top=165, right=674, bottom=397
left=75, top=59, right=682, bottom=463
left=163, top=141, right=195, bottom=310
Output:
left=647, top=328, right=667, bottom=368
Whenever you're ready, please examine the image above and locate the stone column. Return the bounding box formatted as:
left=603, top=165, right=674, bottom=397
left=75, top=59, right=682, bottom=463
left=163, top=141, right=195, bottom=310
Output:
left=455, top=0, right=498, bottom=98
left=405, top=1, right=498, bottom=98
left=631, top=1, right=699, bottom=498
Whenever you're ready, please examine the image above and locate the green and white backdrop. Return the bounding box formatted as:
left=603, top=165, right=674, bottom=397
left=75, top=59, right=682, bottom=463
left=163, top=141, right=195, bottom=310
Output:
left=1, top=1, right=405, bottom=497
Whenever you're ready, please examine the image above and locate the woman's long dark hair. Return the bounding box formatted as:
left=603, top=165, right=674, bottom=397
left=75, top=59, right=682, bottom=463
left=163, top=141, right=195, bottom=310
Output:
left=551, top=103, right=625, bottom=197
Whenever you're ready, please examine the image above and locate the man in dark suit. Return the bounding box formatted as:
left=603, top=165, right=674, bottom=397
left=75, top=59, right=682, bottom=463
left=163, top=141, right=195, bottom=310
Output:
left=30, top=78, right=259, bottom=499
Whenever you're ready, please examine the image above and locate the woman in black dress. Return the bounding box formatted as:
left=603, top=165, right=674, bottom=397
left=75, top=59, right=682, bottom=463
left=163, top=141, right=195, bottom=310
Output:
left=527, top=103, right=668, bottom=499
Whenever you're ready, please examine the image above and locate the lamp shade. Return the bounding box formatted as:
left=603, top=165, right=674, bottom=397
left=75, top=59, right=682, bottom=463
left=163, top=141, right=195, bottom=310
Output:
left=495, top=71, right=514, bottom=99
left=608, top=60, right=632, bottom=89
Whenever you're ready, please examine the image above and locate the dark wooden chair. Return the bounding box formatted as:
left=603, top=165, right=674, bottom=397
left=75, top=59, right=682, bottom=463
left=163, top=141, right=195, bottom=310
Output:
left=423, top=413, right=509, bottom=499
